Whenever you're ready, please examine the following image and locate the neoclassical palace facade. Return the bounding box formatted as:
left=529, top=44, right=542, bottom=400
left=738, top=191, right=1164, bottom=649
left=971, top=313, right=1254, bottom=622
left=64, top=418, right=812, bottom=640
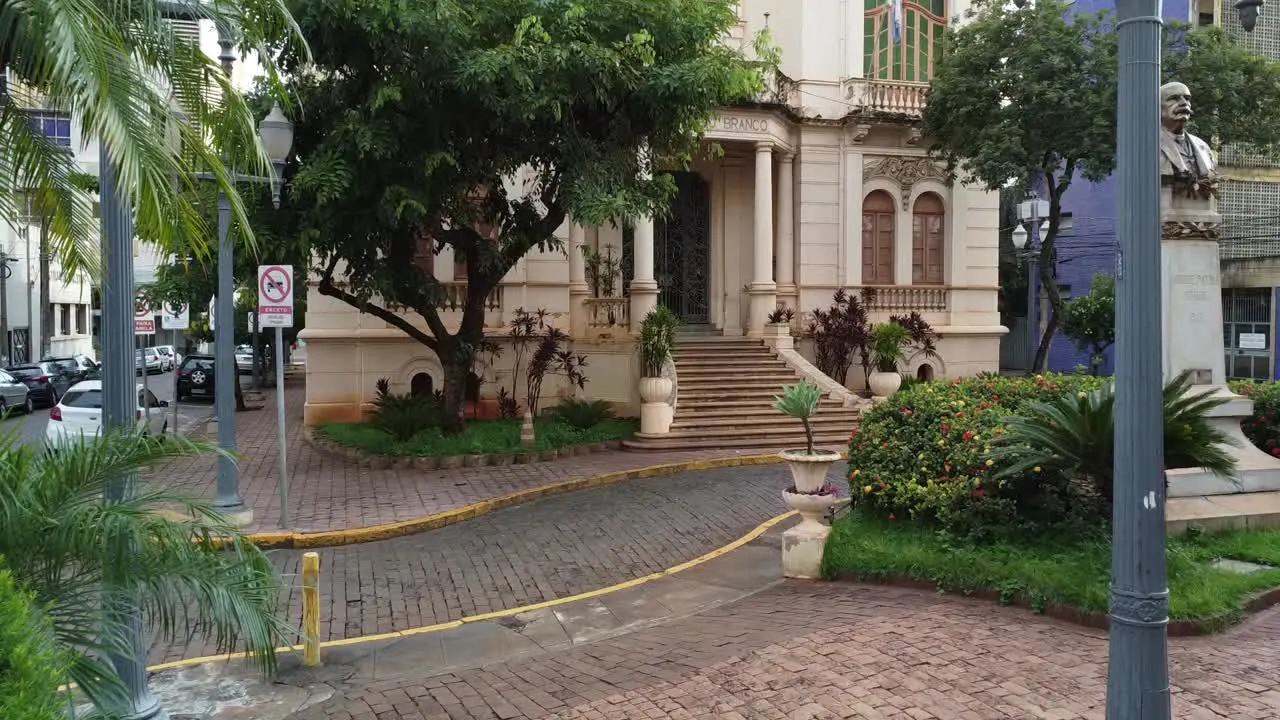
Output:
left=301, top=0, right=1003, bottom=428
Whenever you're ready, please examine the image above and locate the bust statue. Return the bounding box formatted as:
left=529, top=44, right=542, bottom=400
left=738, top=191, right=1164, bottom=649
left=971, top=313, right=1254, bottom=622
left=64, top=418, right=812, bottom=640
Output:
left=1159, top=81, right=1217, bottom=183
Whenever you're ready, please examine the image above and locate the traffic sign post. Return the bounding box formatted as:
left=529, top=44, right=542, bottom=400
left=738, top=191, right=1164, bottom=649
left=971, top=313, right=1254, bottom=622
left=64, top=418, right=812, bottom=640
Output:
left=257, top=265, right=294, bottom=527
left=160, top=301, right=189, bottom=438
left=160, top=301, right=189, bottom=331
left=257, top=265, right=294, bottom=329
left=134, top=291, right=154, bottom=335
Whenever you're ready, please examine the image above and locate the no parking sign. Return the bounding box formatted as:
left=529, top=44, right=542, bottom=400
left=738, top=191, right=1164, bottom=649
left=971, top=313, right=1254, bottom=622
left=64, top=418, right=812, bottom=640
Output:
left=257, top=265, right=294, bottom=328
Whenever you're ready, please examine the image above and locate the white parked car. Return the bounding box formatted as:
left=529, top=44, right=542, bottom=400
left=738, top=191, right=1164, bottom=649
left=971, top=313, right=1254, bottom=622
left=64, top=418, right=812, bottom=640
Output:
left=45, top=380, right=169, bottom=448
left=136, top=348, right=163, bottom=375
left=154, top=345, right=180, bottom=371
left=235, top=345, right=253, bottom=375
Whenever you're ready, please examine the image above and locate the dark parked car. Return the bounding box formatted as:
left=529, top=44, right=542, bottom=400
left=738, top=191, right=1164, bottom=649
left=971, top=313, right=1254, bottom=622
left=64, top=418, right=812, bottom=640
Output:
left=5, top=362, right=73, bottom=408
left=44, top=354, right=100, bottom=384
left=176, top=354, right=216, bottom=401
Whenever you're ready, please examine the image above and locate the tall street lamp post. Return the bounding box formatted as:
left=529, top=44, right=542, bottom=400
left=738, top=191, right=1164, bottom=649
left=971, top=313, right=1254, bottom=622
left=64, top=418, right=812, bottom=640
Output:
left=204, top=32, right=293, bottom=522
left=1105, top=0, right=1261, bottom=718
left=98, top=15, right=291, bottom=718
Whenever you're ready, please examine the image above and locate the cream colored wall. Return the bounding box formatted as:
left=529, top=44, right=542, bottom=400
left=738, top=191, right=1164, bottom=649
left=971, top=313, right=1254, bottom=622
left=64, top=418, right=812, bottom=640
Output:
left=301, top=0, right=1005, bottom=424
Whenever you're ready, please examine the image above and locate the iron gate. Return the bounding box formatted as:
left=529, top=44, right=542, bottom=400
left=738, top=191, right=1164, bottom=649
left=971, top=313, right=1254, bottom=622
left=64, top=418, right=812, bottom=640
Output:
left=1223, top=287, right=1272, bottom=380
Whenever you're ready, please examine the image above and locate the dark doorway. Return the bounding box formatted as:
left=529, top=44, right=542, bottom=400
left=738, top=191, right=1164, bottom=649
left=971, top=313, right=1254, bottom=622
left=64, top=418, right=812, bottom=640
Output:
left=621, top=171, right=712, bottom=324
left=410, top=372, right=434, bottom=398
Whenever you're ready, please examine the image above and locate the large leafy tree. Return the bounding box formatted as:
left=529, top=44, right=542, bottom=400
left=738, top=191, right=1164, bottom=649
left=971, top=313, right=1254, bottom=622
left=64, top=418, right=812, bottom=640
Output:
left=923, top=0, right=1280, bottom=372
left=281, top=0, right=768, bottom=433
left=0, top=0, right=306, bottom=275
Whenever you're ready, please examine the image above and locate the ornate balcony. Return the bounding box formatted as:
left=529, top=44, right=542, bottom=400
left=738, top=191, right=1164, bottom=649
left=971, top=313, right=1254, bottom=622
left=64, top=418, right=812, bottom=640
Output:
left=844, top=79, right=929, bottom=118
left=855, top=285, right=949, bottom=313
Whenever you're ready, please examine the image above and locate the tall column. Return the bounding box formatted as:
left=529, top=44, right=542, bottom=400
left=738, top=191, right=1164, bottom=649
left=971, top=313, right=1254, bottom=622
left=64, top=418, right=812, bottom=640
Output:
left=568, top=221, right=589, bottom=337
left=776, top=151, right=797, bottom=314
left=747, top=141, right=777, bottom=336
left=629, top=216, right=659, bottom=333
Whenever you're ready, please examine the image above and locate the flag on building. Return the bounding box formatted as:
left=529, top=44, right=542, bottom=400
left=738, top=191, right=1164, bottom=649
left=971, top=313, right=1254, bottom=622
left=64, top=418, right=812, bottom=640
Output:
left=890, top=0, right=904, bottom=45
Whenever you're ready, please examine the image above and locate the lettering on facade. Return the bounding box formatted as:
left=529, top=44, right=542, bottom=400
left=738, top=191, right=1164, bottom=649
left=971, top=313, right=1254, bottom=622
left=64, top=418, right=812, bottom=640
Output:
left=1173, top=273, right=1216, bottom=323
left=715, top=115, right=769, bottom=134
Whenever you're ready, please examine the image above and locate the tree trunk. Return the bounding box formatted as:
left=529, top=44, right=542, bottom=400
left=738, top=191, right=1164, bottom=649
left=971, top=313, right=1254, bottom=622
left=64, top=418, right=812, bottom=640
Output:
left=440, top=354, right=469, bottom=435
left=38, top=215, right=50, bottom=360
left=234, top=370, right=247, bottom=411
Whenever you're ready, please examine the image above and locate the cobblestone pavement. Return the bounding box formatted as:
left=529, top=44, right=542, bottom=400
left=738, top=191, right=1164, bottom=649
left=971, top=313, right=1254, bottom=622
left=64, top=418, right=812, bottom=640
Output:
left=148, top=379, right=815, bottom=535
left=151, top=462, right=832, bottom=665
left=285, top=582, right=1280, bottom=720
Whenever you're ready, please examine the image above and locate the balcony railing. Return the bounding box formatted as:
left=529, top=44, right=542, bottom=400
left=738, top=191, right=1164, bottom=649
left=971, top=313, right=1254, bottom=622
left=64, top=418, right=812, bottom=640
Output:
left=844, top=79, right=929, bottom=117
left=436, top=283, right=503, bottom=312
left=854, top=285, right=949, bottom=313
left=584, top=297, right=630, bottom=330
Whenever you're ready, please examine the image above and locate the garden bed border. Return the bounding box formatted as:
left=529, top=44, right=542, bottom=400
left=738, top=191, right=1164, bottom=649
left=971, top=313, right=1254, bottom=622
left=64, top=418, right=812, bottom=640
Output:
left=304, top=426, right=625, bottom=470
left=826, top=573, right=1280, bottom=636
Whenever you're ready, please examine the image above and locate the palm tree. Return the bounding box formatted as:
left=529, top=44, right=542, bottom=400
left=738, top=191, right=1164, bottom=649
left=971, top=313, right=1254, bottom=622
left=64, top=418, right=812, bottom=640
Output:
left=0, top=0, right=306, bottom=275
left=0, top=431, right=289, bottom=712
left=995, top=370, right=1238, bottom=505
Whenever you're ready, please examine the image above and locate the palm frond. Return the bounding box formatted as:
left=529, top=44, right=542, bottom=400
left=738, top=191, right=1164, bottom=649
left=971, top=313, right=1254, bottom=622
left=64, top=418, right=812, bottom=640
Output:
left=0, top=431, right=287, bottom=712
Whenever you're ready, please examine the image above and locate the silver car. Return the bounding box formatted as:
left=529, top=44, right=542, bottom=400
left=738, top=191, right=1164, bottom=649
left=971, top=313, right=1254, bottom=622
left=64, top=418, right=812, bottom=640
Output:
left=235, top=345, right=253, bottom=374
left=0, top=369, right=34, bottom=416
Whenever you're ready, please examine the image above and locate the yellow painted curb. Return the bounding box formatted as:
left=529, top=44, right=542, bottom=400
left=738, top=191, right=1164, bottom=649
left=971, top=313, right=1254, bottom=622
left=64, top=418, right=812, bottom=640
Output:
left=241, top=452, right=830, bottom=549
left=146, top=509, right=798, bottom=673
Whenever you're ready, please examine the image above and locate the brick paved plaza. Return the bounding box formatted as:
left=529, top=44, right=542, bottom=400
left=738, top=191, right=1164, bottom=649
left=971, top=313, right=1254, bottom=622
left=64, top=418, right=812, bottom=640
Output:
left=154, top=380, right=794, bottom=535
left=144, top=378, right=1280, bottom=719
left=272, top=583, right=1280, bottom=720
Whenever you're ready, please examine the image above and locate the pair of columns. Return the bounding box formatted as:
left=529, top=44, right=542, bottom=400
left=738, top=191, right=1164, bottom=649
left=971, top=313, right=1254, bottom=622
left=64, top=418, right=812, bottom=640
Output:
left=567, top=141, right=796, bottom=336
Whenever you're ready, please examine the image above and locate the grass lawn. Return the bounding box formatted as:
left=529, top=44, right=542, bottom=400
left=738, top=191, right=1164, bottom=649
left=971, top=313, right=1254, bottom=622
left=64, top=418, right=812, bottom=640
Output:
left=318, top=417, right=638, bottom=457
left=821, top=510, right=1280, bottom=628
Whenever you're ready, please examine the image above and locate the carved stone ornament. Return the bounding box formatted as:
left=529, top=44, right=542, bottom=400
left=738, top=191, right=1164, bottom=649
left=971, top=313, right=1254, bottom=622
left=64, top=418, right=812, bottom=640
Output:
left=849, top=123, right=871, bottom=145
left=905, top=128, right=922, bottom=146
left=864, top=156, right=948, bottom=210
left=1162, top=220, right=1223, bottom=241
left=1161, top=169, right=1221, bottom=201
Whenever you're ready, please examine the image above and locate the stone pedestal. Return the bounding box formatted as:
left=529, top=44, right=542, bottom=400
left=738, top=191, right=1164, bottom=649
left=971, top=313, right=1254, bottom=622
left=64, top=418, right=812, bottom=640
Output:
left=1161, top=186, right=1280, bottom=497
left=780, top=489, right=839, bottom=579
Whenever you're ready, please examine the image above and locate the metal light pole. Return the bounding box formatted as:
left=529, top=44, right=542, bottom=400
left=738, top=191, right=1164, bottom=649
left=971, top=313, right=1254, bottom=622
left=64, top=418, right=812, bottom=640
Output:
left=1105, top=0, right=1264, bottom=718
left=99, top=142, right=163, bottom=719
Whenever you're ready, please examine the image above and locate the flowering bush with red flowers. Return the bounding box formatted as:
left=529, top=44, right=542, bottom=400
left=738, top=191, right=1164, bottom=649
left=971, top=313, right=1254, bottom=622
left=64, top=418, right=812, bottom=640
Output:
left=1229, top=380, right=1280, bottom=457
left=847, top=373, right=1107, bottom=540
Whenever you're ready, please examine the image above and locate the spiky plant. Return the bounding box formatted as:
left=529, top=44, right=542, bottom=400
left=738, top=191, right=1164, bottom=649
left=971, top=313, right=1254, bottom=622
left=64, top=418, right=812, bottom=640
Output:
left=0, top=431, right=288, bottom=714
left=774, top=381, right=824, bottom=455
left=995, top=370, right=1237, bottom=503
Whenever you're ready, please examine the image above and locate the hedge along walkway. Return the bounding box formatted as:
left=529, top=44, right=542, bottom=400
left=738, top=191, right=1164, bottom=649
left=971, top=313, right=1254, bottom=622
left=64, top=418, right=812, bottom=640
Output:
left=148, top=379, right=821, bottom=542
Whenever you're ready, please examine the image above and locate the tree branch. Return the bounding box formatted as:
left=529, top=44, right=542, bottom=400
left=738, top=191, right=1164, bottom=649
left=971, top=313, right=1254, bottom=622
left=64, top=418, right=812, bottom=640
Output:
left=317, top=256, right=440, bottom=352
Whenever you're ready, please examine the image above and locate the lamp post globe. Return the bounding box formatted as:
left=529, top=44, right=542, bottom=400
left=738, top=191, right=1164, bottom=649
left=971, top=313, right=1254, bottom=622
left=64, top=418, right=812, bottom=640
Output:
left=257, top=102, right=294, bottom=208
left=1012, top=224, right=1029, bottom=250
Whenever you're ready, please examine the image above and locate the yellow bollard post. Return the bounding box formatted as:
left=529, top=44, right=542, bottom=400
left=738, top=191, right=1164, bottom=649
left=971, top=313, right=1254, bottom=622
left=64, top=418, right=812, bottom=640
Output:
left=301, top=551, right=320, bottom=667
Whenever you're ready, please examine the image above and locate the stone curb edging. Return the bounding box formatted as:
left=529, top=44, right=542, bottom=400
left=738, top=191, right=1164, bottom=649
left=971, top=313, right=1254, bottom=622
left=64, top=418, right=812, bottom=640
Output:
left=303, top=427, right=626, bottom=470
left=243, top=453, right=803, bottom=550
left=831, top=574, right=1280, bottom=636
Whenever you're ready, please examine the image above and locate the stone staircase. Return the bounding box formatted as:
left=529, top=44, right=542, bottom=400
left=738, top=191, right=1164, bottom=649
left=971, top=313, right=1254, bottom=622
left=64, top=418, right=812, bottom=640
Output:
left=623, top=335, right=862, bottom=452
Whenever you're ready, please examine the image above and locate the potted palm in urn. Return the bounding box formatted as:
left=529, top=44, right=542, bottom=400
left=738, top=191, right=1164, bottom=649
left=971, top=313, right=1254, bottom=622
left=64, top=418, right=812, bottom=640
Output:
left=867, top=322, right=911, bottom=399
left=638, top=306, right=680, bottom=433
left=774, top=380, right=842, bottom=578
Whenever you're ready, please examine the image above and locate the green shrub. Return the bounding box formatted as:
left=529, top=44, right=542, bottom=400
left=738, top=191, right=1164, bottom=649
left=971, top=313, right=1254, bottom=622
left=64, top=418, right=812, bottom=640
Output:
left=848, top=373, right=1107, bottom=540
left=995, top=371, right=1236, bottom=505
left=0, top=563, right=66, bottom=720
left=1230, top=379, right=1280, bottom=457
left=370, top=377, right=440, bottom=441
left=548, top=398, right=614, bottom=429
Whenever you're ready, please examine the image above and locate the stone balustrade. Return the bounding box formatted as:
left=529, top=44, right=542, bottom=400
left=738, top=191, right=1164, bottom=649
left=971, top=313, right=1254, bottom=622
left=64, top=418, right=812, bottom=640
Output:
left=854, top=285, right=950, bottom=313
left=584, top=297, right=630, bottom=330
left=845, top=79, right=928, bottom=117
left=434, top=283, right=503, bottom=312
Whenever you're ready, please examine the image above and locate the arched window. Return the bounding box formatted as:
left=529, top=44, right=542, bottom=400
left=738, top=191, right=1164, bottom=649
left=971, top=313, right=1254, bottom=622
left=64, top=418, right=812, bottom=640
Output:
left=862, top=190, right=896, bottom=285
left=864, top=0, right=947, bottom=82
left=912, top=193, right=945, bottom=284
left=410, top=373, right=434, bottom=398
